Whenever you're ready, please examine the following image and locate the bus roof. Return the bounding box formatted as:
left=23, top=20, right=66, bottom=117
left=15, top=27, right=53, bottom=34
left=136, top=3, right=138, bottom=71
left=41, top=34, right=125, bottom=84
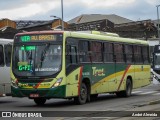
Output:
left=15, top=30, right=148, bottom=45
left=65, top=31, right=148, bottom=45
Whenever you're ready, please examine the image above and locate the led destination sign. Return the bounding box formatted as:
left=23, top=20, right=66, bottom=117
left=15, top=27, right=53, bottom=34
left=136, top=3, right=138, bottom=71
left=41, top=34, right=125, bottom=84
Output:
left=20, top=35, right=56, bottom=42
left=21, top=46, right=36, bottom=51
left=18, top=65, right=31, bottom=71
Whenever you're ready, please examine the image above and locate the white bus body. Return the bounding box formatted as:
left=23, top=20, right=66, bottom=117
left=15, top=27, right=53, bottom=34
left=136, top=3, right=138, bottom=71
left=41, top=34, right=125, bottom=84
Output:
left=0, top=38, right=13, bottom=96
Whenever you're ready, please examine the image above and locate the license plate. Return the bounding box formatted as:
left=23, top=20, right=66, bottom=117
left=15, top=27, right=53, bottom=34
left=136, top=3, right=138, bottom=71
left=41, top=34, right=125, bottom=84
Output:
left=30, top=94, right=39, bottom=98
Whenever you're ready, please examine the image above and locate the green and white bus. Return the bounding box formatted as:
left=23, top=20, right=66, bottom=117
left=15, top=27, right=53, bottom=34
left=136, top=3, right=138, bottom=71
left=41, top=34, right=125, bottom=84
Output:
left=11, top=30, right=151, bottom=105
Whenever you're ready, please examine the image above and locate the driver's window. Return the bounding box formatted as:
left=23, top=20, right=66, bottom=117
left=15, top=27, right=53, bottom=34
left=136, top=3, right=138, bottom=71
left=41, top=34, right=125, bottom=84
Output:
left=66, top=45, right=71, bottom=67
left=4, top=44, right=12, bottom=67
left=66, top=45, right=77, bottom=67
left=71, top=46, right=77, bottom=64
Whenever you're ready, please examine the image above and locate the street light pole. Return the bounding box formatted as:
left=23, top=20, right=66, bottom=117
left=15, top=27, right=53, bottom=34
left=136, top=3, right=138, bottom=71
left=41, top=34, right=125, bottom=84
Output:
left=156, top=5, right=160, bottom=41
left=61, top=0, right=64, bottom=30
left=50, top=0, right=64, bottom=30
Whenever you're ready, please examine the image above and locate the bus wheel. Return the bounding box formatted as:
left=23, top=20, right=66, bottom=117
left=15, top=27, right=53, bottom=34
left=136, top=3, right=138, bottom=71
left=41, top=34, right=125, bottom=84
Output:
left=74, top=83, right=87, bottom=105
left=116, top=79, right=132, bottom=97
left=34, top=98, right=46, bottom=106
left=125, top=79, right=132, bottom=97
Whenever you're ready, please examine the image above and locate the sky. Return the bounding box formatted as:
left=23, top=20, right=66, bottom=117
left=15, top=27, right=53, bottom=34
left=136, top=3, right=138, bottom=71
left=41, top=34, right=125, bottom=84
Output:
left=0, top=0, right=159, bottom=22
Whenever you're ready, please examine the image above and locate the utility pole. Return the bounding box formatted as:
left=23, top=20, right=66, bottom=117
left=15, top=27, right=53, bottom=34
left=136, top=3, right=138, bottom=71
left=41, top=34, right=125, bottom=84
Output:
left=50, top=0, right=64, bottom=30
left=156, top=5, right=160, bottom=42
left=61, top=0, right=64, bottom=30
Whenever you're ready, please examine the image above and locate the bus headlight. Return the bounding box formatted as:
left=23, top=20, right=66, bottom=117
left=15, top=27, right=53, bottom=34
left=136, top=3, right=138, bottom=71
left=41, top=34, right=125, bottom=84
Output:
left=52, top=77, right=63, bottom=88
left=11, top=81, right=18, bottom=88
left=153, top=75, right=156, bottom=78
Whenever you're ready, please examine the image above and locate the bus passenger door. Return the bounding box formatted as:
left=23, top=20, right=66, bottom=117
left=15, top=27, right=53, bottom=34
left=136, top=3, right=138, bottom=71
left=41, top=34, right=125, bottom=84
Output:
left=103, top=43, right=116, bottom=92
left=133, top=46, right=143, bottom=88
left=114, top=44, right=126, bottom=91
left=66, top=45, right=80, bottom=97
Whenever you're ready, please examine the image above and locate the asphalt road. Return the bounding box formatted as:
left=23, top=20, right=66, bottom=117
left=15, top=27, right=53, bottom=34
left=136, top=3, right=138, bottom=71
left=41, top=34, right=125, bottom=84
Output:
left=0, top=80, right=160, bottom=119
left=0, top=83, right=160, bottom=111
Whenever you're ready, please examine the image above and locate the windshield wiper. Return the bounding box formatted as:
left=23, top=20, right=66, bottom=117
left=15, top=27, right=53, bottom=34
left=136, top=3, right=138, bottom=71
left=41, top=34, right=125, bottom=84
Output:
left=22, top=45, right=32, bottom=60
left=40, top=43, right=50, bottom=62
left=39, top=43, right=50, bottom=68
left=27, top=50, right=35, bottom=74
left=22, top=45, right=35, bottom=74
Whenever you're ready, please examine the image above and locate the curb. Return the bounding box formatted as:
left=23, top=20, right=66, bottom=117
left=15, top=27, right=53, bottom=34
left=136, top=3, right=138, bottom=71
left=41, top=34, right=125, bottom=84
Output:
left=149, top=99, right=160, bottom=105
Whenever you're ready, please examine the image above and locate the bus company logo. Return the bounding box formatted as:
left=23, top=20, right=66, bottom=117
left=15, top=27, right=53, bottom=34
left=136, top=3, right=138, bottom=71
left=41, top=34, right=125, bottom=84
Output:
left=2, top=112, right=42, bottom=118
left=92, top=67, right=105, bottom=76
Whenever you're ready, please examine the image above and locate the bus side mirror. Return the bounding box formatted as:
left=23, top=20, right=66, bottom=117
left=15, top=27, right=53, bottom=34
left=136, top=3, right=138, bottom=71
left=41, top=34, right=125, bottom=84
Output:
left=151, top=53, right=154, bottom=68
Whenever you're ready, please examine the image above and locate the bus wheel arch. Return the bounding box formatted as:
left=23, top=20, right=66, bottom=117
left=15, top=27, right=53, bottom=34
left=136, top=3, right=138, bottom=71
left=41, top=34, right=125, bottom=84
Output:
left=116, top=76, right=132, bottom=97
left=74, top=78, right=91, bottom=104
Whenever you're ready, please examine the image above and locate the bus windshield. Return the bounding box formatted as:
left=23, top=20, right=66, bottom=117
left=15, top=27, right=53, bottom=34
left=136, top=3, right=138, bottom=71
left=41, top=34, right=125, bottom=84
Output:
left=154, top=53, right=160, bottom=67
left=12, top=44, right=62, bottom=77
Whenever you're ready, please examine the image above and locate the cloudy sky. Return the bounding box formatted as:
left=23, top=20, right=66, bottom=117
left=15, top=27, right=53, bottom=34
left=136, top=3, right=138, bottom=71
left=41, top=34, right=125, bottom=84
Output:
left=0, top=0, right=159, bottom=21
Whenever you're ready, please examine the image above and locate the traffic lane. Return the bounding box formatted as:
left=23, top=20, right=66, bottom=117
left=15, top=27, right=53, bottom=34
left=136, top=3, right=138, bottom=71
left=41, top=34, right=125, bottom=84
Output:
left=0, top=84, right=159, bottom=111
left=0, top=89, right=159, bottom=111
left=0, top=94, right=159, bottom=119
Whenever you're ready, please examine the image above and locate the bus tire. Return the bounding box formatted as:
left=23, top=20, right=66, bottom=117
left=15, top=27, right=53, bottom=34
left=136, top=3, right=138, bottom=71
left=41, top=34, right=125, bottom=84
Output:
left=116, top=79, right=132, bottom=97
left=34, top=98, right=46, bottom=106
left=74, top=83, right=87, bottom=105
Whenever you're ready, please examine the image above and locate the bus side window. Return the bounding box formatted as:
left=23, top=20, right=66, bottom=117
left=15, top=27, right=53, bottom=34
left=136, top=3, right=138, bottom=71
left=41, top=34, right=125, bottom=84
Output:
left=114, top=43, right=125, bottom=62
left=133, top=45, right=143, bottom=63
left=4, top=44, right=12, bottom=67
left=104, top=42, right=114, bottom=62
left=0, top=45, right=4, bottom=67
left=66, top=45, right=77, bottom=66
left=90, top=41, right=102, bottom=62
left=124, top=44, right=133, bottom=63
left=79, top=41, right=90, bottom=63
left=66, top=45, right=71, bottom=67
left=142, top=46, right=150, bottom=64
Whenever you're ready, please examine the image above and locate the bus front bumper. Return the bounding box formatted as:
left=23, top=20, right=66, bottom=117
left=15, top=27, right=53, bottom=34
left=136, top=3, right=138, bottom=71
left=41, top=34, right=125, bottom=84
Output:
left=11, top=85, right=66, bottom=98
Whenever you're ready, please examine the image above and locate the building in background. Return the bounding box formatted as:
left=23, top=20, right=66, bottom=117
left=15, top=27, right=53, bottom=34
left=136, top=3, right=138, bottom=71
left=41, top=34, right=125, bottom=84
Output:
left=17, top=19, right=68, bottom=31
left=0, top=14, right=159, bottom=40
left=0, top=19, right=18, bottom=39
left=15, top=20, right=48, bottom=29
left=0, top=18, right=16, bottom=29
left=68, top=14, right=157, bottom=39
left=115, top=20, right=157, bottom=39
left=68, top=14, right=132, bottom=32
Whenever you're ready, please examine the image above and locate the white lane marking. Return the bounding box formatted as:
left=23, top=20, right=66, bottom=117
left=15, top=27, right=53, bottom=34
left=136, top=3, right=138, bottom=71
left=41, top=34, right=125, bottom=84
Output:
left=153, top=93, right=160, bottom=95
left=138, top=91, right=157, bottom=95
left=132, top=91, right=143, bottom=94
